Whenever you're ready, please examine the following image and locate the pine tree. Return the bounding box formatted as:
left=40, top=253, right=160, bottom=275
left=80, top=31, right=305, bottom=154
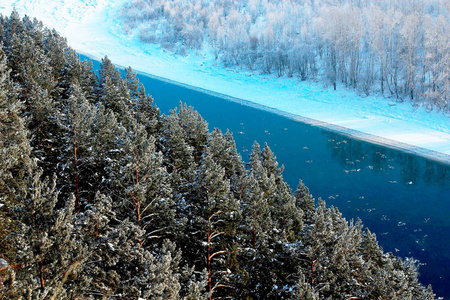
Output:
left=294, top=179, right=315, bottom=221
left=249, top=141, right=276, bottom=197
left=207, top=128, right=243, bottom=179
left=116, top=118, right=175, bottom=243
left=89, top=103, right=127, bottom=197
left=98, top=75, right=125, bottom=118
left=176, top=102, right=209, bottom=162
left=13, top=170, right=87, bottom=299
left=235, top=171, right=274, bottom=299
left=291, top=271, right=319, bottom=300
left=44, top=33, right=96, bottom=102
left=76, top=192, right=182, bottom=299
left=159, top=110, right=196, bottom=190
left=261, top=142, right=284, bottom=181
left=58, top=81, right=96, bottom=212
left=98, top=55, right=122, bottom=87
left=0, top=45, right=31, bottom=260
left=134, top=83, right=160, bottom=136
left=242, top=172, right=271, bottom=250
left=124, top=66, right=140, bottom=98
left=185, top=147, right=240, bottom=299
left=5, top=30, right=61, bottom=177
left=2, top=10, right=25, bottom=51
left=250, top=142, right=302, bottom=241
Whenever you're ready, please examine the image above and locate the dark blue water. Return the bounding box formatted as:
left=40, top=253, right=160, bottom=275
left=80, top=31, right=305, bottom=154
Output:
left=82, top=54, right=450, bottom=298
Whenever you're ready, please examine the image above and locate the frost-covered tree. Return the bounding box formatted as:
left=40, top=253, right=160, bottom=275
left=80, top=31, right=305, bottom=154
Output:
left=206, top=128, right=243, bottom=180
left=76, top=193, right=182, bottom=299
left=119, top=0, right=450, bottom=111
left=159, top=107, right=196, bottom=182
left=58, top=82, right=96, bottom=212
left=176, top=102, right=209, bottom=161
left=0, top=45, right=31, bottom=261
left=13, top=170, right=87, bottom=299
left=117, top=118, right=175, bottom=243
left=184, top=146, right=240, bottom=299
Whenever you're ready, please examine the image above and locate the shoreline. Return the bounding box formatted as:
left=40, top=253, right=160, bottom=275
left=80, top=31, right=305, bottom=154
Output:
left=79, top=50, right=450, bottom=166
left=4, top=0, right=450, bottom=167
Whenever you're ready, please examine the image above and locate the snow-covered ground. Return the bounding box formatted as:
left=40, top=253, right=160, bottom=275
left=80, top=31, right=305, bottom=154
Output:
left=2, top=0, right=450, bottom=163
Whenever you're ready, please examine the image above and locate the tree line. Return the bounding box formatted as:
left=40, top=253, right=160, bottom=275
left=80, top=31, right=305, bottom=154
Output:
left=120, top=0, right=450, bottom=112
left=0, top=11, right=436, bottom=299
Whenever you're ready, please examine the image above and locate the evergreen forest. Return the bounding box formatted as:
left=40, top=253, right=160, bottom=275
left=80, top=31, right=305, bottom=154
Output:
left=0, top=11, right=437, bottom=299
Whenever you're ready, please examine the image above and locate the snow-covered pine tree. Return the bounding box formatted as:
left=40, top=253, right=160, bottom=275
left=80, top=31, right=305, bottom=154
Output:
left=133, top=81, right=160, bottom=136
left=76, top=192, right=182, bottom=299
left=176, top=102, right=209, bottom=162
left=207, top=128, right=244, bottom=180
left=0, top=44, right=31, bottom=267
left=58, top=81, right=96, bottom=212
left=247, top=141, right=304, bottom=297
left=291, top=271, right=319, bottom=300
left=124, top=66, right=140, bottom=98
left=98, top=55, right=122, bottom=88
left=187, top=146, right=240, bottom=300
left=159, top=107, right=196, bottom=188
left=116, top=117, right=175, bottom=245
left=1, top=10, right=25, bottom=52
left=234, top=171, right=275, bottom=298
left=89, top=102, right=126, bottom=198
left=13, top=170, right=87, bottom=299
left=294, top=179, right=315, bottom=223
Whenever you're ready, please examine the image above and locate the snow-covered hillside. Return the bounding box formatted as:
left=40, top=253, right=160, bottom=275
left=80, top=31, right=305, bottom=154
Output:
left=2, top=0, right=450, bottom=162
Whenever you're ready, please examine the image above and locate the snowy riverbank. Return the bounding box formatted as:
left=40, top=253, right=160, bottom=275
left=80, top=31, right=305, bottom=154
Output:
left=2, top=0, right=450, bottom=163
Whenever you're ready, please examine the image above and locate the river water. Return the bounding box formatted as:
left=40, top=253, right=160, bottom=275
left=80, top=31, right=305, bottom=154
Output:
left=83, top=55, right=450, bottom=298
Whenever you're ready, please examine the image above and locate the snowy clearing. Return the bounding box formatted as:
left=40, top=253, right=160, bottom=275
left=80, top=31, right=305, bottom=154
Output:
left=2, top=0, right=450, bottom=163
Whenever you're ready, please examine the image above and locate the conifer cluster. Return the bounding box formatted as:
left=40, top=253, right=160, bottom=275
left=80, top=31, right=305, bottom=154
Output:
left=0, top=11, right=435, bottom=299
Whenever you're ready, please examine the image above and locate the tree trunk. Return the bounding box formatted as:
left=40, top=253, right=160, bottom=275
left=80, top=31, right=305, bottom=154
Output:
left=207, top=230, right=212, bottom=300
left=73, top=125, right=80, bottom=214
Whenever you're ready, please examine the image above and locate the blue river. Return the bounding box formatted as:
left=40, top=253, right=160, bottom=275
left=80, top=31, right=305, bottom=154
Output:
left=82, top=55, right=450, bottom=298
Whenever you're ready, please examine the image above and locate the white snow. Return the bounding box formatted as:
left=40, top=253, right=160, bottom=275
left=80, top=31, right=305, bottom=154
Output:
left=2, top=0, right=450, bottom=163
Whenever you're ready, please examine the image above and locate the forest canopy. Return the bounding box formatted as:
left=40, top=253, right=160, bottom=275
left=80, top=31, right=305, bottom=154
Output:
left=0, top=10, right=437, bottom=299
left=120, top=0, right=450, bottom=112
